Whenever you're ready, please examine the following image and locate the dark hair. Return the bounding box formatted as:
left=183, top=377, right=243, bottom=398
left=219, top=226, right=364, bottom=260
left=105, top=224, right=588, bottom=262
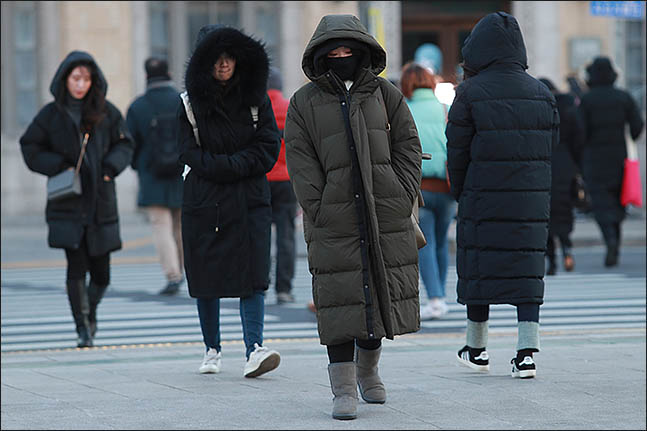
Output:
left=400, top=62, right=437, bottom=99
left=59, top=60, right=106, bottom=132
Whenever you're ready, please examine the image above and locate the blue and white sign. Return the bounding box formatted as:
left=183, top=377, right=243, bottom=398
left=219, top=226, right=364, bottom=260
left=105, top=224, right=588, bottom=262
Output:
left=590, top=1, right=645, bottom=19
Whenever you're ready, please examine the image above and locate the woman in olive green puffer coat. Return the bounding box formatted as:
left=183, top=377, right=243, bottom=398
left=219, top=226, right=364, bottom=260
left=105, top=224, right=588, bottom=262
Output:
left=285, top=14, right=422, bottom=420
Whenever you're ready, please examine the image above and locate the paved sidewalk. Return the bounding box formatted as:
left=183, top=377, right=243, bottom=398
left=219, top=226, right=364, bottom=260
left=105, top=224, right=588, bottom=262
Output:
left=1, top=329, right=645, bottom=430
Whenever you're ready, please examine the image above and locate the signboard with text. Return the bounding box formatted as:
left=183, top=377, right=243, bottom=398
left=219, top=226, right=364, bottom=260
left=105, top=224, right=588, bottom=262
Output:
left=590, top=1, right=645, bottom=19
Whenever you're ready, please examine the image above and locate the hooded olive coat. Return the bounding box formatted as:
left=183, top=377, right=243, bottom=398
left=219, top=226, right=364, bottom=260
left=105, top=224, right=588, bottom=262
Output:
left=285, top=15, right=422, bottom=346
left=446, top=12, right=559, bottom=306
left=19, top=51, right=134, bottom=256
left=178, top=26, right=280, bottom=299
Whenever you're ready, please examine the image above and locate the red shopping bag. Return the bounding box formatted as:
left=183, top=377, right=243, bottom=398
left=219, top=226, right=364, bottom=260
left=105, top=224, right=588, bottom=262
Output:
left=621, top=129, right=643, bottom=208
left=621, top=158, right=642, bottom=207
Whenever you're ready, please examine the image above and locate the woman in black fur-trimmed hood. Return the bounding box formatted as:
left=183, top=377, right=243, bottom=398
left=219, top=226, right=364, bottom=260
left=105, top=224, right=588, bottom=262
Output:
left=178, top=25, right=281, bottom=377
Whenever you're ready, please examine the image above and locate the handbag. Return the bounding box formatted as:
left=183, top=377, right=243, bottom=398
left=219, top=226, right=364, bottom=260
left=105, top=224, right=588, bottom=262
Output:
left=571, top=173, right=591, bottom=211
left=411, top=189, right=427, bottom=249
left=620, top=128, right=643, bottom=208
left=47, top=133, right=89, bottom=202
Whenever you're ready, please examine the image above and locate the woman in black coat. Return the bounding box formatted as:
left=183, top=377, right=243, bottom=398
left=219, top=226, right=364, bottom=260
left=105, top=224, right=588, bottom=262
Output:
left=179, top=25, right=281, bottom=377
left=446, top=12, right=559, bottom=379
left=539, top=78, right=585, bottom=275
left=19, top=51, right=134, bottom=348
left=578, top=57, right=644, bottom=267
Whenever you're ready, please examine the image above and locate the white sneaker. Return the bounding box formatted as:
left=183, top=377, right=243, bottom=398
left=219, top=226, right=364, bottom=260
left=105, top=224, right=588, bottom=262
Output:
left=243, top=343, right=280, bottom=378
left=199, top=348, right=222, bottom=374
left=420, top=300, right=449, bottom=320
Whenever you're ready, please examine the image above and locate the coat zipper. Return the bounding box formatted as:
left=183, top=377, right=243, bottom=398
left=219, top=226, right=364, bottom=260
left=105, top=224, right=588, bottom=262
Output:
left=335, top=78, right=376, bottom=339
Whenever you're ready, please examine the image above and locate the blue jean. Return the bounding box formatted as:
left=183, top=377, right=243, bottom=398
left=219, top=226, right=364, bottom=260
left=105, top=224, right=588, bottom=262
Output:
left=197, top=291, right=265, bottom=359
left=418, top=190, right=456, bottom=300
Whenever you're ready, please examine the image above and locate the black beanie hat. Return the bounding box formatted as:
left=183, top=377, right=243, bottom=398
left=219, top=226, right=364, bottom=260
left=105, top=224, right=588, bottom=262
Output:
left=145, top=57, right=171, bottom=82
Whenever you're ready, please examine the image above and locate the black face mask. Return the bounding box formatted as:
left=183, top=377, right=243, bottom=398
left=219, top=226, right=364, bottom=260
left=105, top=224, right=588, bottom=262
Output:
left=326, top=56, right=360, bottom=81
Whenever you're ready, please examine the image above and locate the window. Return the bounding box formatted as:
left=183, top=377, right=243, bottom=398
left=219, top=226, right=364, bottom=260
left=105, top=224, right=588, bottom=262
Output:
left=625, top=20, right=645, bottom=111
left=254, top=2, right=280, bottom=66
left=150, top=1, right=170, bottom=59
left=13, top=1, right=38, bottom=129
left=186, top=2, right=240, bottom=52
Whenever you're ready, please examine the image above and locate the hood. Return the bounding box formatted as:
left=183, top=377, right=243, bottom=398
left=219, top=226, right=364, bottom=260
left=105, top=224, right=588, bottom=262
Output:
left=461, top=11, right=528, bottom=74
left=301, top=14, right=386, bottom=81
left=185, top=25, right=269, bottom=109
left=49, top=50, right=107, bottom=102
left=586, top=56, right=617, bottom=87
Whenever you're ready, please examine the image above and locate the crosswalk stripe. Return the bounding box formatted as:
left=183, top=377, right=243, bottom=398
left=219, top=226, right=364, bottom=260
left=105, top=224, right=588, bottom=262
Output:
left=1, top=261, right=645, bottom=352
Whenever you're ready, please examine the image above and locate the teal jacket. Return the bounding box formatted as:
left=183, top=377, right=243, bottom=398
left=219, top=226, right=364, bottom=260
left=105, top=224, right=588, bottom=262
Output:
left=406, top=88, right=448, bottom=179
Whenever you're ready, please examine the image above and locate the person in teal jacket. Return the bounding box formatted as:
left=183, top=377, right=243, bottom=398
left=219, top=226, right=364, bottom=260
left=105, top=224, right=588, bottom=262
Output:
left=401, top=62, right=456, bottom=320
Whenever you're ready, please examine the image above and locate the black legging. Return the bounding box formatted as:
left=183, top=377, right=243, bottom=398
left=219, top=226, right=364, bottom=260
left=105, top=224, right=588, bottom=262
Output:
left=64, top=232, right=110, bottom=285
left=467, top=303, right=539, bottom=323
left=327, top=338, right=382, bottom=363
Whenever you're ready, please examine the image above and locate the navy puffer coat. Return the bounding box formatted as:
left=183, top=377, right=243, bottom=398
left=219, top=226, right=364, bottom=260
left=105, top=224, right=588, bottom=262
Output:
left=578, top=57, right=644, bottom=226
left=446, top=12, right=559, bottom=306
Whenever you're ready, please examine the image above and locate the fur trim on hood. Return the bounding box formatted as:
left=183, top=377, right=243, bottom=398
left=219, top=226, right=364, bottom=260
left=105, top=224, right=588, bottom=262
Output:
left=185, top=25, right=269, bottom=112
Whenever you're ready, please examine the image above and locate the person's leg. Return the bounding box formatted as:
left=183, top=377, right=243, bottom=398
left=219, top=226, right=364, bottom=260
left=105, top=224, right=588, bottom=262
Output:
left=148, top=206, right=183, bottom=294
left=171, top=207, right=184, bottom=278
left=457, top=304, right=490, bottom=371
left=241, top=291, right=280, bottom=377
left=355, top=338, right=385, bottom=404
left=196, top=297, right=221, bottom=353
left=196, top=297, right=222, bottom=373
left=418, top=192, right=440, bottom=319
left=64, top=238, right=92, bottom=347
left=513, top=303, right=540, bottom=378
left=87, top=251, right=110, bottom=337
left=559, top=232, right=574, bottom=271
left=271, top=182, right=297, bottom=302
left=327, top=340, right=358, bottom=420
left=546, top=234, right=557, bottom=275
left=597, top=221, right=619, bottom=267
left=434, top=194, right=456, bottom=295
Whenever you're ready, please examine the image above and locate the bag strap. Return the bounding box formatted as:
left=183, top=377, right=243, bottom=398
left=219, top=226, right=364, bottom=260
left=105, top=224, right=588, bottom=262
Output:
left=180, top=91, right=200, bottom=147
left=74, top=133, right=90, bottom=174
left=250, top=106, right=259, bottom=129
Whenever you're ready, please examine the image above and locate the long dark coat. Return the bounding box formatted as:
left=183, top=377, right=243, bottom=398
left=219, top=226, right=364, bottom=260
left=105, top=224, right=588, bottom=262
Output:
left=126, top=81, right=183, bottom=208
left=578, top=57, right=644, bottom=225
left=446, top=12, right=559, bottom=306
left=179, top=25, right=280, bottom=299
left=19, top=51, right=134, bottom=256
left=285, top=15, right=422, bottom=346
left=549, top=93, right=585, bottom=237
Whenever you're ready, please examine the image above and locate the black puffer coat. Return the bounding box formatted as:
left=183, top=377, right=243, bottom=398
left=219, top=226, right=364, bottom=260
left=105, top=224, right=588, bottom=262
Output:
left=179, top=25, right=280, bottom=299
left=19, top=51, right=134, bottom=256
left=549, top=93, right=585, bottom=237
left=446, top=12, right=559, bottom=306
left=578, top=57, right=644, bottom=225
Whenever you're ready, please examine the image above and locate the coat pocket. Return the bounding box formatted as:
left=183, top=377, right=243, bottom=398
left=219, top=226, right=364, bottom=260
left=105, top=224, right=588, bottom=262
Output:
left=96, top=179, right=118, bottom=224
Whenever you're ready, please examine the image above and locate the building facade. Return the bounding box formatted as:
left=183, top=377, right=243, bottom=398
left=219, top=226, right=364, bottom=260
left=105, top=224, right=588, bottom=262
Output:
left=2, top=1, right=645, bottom=217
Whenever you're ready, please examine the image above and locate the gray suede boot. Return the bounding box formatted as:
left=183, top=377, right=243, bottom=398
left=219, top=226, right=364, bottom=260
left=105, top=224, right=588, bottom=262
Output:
left=355, top=346, right=386, bottom=404
left=327, top=362, right=358, bottom=420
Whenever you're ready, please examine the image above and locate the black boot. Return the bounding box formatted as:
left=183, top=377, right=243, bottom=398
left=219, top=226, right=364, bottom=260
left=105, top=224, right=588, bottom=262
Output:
left=601, top=224, right=619, bottom=267
left=66, top=279, right=93, bottom=348
left=546, top=257, right=556, bottom=276
left=88, top=282, right=108, bottom=338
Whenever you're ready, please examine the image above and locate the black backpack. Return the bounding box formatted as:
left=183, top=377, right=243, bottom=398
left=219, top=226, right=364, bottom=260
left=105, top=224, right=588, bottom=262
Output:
left=146, top=97, right=182, bottom=178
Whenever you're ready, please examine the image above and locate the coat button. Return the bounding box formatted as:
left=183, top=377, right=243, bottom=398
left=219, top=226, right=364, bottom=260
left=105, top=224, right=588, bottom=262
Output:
left=350, top=146, right=355, bottom=150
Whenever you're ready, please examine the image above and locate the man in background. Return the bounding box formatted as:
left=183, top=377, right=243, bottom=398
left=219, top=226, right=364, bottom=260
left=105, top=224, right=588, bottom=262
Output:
left=126, top=58, right=184, bottom=295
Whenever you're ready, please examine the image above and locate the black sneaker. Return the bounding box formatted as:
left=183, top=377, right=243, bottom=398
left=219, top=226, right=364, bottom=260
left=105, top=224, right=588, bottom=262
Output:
left=457, top=345, right=489, bottom=372
left=511, top=355, right=536, bottom=379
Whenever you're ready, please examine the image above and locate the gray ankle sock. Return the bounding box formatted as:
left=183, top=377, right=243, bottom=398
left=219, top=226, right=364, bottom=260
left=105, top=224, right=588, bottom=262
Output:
left=466, top=320, right=488, bottom=349
left=517, top=321, right=540, bottom=351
